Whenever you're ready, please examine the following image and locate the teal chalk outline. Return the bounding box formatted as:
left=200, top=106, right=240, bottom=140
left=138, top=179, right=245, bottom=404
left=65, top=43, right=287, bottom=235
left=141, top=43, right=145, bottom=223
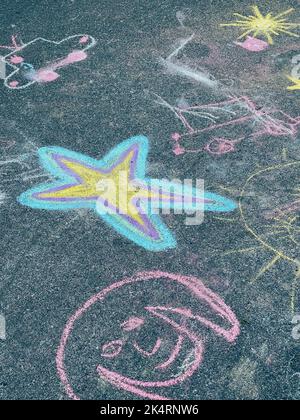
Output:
left=18, top=136, right=237, bottom=251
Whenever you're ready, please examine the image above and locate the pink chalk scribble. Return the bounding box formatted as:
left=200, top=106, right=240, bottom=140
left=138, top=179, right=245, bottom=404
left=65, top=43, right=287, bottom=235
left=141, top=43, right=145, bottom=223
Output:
left=157, top=95, right=300, bottom=157
left=79, top=35, right=89, bottom=44
left=0, top=35, right=23, bottom=51
left=56, top=271, right=240, bottom=400
left=9, top=81, right=19, bottom=88
left=234, top=36, right=269, bottom=52
left=37, top=69, right=60, bottom=83
left=9, top=55, right=24, bottom=65
left=121, top=317, right=145, bottom=331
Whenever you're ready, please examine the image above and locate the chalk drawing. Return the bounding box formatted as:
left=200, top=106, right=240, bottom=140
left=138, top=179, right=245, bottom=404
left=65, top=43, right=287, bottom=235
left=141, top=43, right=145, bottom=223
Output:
left=286, top=54, right=300, bottom=91
left=292, top=315, right=300, bottom=340
left=0, top=35, right=23, bottom=51
left=291, top=54, right=300, bottom=79
left=234, top=36, right=269, bottom=52
left=176, top=9, right=192, bottom=28
left=221, top=6, right=300, bottom=45
left=287, top=76, right=300, bottom=91
left=153, top=94, right=300, bottom=157
left=18, top=136, right=237, bottom=252
left=223, top=161, right=300, bottom=313
left=160, top=34, right=219, bottom=89
left=0, top=192, right=7, bottom=205
left=0, top=314, right=5, bottom=340
left=0, top=121, right=45, bottom=185
left=0, top=56, right=6, bottom=79
left=0, top=34, right=96, bottom=90
left=56, top=271, right=240, bottom=400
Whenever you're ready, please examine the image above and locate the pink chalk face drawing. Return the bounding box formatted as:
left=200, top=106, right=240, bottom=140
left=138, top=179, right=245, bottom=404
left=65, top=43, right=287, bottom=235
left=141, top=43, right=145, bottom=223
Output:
left=57, top=271, right=240, bottom=400
left=1, top=34, right=96, bottom=90
left=154, top=95, right=300, bottom=157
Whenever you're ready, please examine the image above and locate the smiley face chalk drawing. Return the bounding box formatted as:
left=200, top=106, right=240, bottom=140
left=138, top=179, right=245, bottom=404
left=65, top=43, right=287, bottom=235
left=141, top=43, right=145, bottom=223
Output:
left=56, top=271, right=240, bottom=400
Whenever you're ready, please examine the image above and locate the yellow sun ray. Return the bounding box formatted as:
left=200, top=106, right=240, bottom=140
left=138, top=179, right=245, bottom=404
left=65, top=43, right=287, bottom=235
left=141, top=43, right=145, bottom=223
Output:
left=274, top=8, right=295, bottom=20
left=221, top=246, right=264, bottom=257
left=220, top=5, right=300, bottom=44
left=233, top=13, right=255, bottom=21
left=251, top=255, right=281, bottom=284
left=239, top=29, right=257, bottom=39
left=278, top=28, right=300, bottom=38
left=252, top=5, right=264, bottom=19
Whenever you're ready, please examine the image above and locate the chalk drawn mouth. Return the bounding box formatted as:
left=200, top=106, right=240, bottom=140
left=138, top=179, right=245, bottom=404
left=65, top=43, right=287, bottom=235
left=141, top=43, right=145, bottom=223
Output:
left=96, top=344, right=202, bottom=401
left=96, top=303, right=236, bottom=399
left=96, top=332, right=204, bottom=401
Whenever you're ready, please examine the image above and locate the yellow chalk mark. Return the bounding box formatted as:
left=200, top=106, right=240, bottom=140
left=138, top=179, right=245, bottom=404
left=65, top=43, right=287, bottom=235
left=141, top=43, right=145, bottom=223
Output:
left=251, top=255, right=281, bottom=284
left=221, top=6, right=299, bottom=45
left=221, top=246, right=263, bottom=257
left=287, top=76, right=300, bottom=91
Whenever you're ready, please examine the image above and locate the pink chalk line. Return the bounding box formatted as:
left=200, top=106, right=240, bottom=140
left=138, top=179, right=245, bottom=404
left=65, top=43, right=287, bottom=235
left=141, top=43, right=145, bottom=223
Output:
left=0, top=35, right=23, bottom=51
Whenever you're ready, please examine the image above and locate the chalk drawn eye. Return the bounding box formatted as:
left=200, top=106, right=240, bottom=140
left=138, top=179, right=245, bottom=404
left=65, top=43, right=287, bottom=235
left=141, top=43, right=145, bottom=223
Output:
left=121, top=317, right=145, bottom=332
left=101, top=339, right=124, bottom=359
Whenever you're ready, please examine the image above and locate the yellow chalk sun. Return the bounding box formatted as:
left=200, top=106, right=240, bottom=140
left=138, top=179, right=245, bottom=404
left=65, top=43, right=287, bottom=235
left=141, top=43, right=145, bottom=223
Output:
left=221, top=6, right=300, bottom=45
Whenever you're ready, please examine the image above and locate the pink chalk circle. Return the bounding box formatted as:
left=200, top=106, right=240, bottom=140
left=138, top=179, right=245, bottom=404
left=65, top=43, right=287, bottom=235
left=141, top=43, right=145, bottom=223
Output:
left=205, top=138, right=236, bottom=155
left=9, top=81, right=19, bottom=88
left=10, top=55, right=24, bottom=64
left=234, top=36, right=269, bottom=52
left=173, top=146, right=185, bottom=156
left=79, top=35, right=89, bottom=44
left=171, top=132, right=181, bottom=141
left=37, top=69, right=60, bottom=83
